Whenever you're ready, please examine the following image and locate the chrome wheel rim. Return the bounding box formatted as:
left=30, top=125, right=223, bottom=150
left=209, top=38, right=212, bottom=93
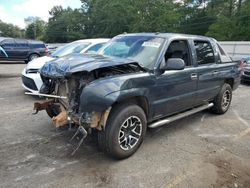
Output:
left=222, top=90, right=231, bottom=110
left=118, top=116, right=142, bottom=151
left=30, top=55, right=38, bottom=60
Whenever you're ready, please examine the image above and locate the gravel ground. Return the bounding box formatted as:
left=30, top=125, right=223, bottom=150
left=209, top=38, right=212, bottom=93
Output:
left=0, top=63, right=250, bottom=188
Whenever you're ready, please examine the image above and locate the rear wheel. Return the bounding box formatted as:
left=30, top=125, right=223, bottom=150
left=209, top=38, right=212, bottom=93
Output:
left=98, top=103, right=147, bottom=159
left=211, top=83, right=232, bottom=114
left=28, top=53, right=39, bottom=62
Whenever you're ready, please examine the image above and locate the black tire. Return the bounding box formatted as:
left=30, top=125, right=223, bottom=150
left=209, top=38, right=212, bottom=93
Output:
left=46, top=104, right=61, bottom=118
left=211, top=83, right=232, bottom=114
left=28, top=53, right=39, bottom=62
left=97, top=130, right=106, bottom=152
left=98, top=103, right=147, bottom=159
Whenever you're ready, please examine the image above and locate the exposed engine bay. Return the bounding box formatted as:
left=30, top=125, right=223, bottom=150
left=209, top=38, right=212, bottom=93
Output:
left=32, top=63, right=144, bottom=129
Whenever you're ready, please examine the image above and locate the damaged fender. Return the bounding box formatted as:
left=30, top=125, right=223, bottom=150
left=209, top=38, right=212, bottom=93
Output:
left=79, top=74, right=153, bottom=122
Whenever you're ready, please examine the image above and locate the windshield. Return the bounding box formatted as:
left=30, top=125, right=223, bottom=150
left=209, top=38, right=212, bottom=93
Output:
left=51, top=42, right=90, bottom=57
left=98, top=35, right=165, bottom=69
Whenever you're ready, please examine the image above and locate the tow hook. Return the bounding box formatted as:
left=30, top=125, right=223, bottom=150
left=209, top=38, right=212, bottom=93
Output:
left=69, top=125, right=87, bottom=156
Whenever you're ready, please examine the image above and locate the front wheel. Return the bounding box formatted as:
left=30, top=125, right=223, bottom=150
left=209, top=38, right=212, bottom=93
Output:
left=98, top=103, right=147, bottom=159
left=211, top=83, right=232, bottom=114
left=46, top=104, right=61, bottom=118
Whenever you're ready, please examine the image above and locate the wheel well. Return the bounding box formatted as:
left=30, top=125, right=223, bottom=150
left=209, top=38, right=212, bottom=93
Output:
left=28, top=53, right=40, bottom=59
left=224, top=78, right=234, bottom=89
left=112, top=96, right=149, bottom=118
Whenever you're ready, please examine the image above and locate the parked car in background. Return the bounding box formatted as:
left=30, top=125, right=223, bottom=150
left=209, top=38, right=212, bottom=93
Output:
left=22, top=38, right=110, bottom=93
left=0, top=37, right=48, bottom=63
left=241, top=57, right=250, bottom=82
left=46, top=43, right=66, bottom=54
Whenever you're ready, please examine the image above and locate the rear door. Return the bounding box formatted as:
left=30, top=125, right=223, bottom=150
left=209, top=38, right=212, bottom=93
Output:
left=192, top=40, right=222, bottom=105
left=15, top=39, right=29, bottom=59
left=152, top=39, right=198, bottom=118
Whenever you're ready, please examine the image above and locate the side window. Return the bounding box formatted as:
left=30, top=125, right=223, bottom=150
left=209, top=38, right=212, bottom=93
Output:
left=165, top=40, right=191, bottom=66
left=15, top=39, right=29, bottom=48
left=86, top=43, right=104, bottom=53
left=194, top=40, right=215, bottom=65
left=2, top=39, right=15, bottom=48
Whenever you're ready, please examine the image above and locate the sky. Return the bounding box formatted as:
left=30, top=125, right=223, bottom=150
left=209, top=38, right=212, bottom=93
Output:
left=0, top=0, right=82, bottom=29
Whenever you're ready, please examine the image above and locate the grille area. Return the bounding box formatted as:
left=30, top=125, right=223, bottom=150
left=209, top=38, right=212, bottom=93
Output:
left=244, top=71, right=250, bottom=76
left=22, top=75, right=38, bottom=91
left=26, top=69, right=39, bottom=74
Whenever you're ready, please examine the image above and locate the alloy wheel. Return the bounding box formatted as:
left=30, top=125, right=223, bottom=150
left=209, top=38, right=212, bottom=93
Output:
left=118, top=116, right=142, bottom=151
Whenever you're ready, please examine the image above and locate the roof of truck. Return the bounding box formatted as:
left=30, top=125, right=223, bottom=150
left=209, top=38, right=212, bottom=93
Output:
left=117, top=32, right=215, bottom=41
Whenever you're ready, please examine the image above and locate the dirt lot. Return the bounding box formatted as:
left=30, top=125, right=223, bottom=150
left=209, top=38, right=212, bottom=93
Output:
left=0, top=63, right=250, bottom=188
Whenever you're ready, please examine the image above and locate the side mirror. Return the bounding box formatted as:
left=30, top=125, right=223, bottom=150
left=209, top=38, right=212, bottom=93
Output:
left=162, top=58, right=185, bottom=71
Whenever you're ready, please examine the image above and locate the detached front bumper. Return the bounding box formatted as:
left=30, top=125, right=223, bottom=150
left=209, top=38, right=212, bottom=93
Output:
left=32, top=98, right=111, bottom=130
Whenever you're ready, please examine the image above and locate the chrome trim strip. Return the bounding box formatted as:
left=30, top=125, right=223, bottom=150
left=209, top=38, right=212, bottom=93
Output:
left=148, top=103, right=214, bottom=128
left=25, top=92, right=67, bottom=99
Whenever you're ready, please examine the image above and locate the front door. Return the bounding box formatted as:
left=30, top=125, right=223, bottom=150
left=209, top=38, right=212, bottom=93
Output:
left=151, top=40, right=197, bottom=119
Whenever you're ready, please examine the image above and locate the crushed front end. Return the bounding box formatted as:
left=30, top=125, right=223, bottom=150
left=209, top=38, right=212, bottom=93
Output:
left=33, top=63, right=107, bottom=130
left=26, top=54, right=145, bottom=154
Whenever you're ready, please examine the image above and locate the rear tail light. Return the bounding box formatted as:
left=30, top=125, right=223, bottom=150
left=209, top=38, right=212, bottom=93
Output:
left=240, top=60, right=246, bottom=71
left=45, top=48, right=49, bottom=56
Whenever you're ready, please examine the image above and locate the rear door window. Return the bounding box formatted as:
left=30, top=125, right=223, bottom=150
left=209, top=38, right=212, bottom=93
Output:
left=15, top=39, right=29, bottom=48
left=2, top=39, right=15, bottom=48
left=194, top=40, right=215, bottom=65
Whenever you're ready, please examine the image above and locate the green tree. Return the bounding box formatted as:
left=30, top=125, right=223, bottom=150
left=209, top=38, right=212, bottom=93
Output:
left=45, top=6, right=86, bottom=42
left=205, top=0, right=250, bottom=40
left=81, top=0, right=181, bottom=37
left=130, top=0, right=181, bottom=33
left=82, top=0, right=135, bottom=37
left=206, top=16, right=236, bottom=40
left=25, top=17, right=46, bottom=40
left=0, top=20, right=24, bottom=38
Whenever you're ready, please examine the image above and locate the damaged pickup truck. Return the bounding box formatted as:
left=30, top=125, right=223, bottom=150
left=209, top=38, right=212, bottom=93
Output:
left=27, top=33, right=242, bottom=159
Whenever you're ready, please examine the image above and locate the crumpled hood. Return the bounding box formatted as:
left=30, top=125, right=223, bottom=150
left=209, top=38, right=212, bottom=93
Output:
left=26, top=56, right=55, bottom=70
left=40, top=53, right=139, bottom=78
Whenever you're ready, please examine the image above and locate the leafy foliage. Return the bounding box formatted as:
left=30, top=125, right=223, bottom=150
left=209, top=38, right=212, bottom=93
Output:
left=25, top=17, right=46, bottom=40
left=45, top=6, right=86, bottom=42
left=0, top=20, right=24, bottom=38
left=1, top=0, right=250, bottom=41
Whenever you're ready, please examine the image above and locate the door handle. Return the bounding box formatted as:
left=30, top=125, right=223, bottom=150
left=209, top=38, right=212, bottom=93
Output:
left=190, top=73, right=198, bottom=80
left=212, top=70, right=219, bottom=75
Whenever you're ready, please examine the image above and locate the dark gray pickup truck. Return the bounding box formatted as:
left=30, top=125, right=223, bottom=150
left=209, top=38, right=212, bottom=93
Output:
left=27, top=33, right=242, bottom=159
